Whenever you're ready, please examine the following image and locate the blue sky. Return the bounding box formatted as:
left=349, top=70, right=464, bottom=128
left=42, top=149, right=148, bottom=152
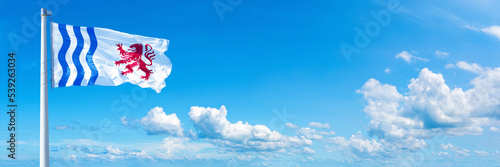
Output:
left=1, top=0, right=500, bottom=166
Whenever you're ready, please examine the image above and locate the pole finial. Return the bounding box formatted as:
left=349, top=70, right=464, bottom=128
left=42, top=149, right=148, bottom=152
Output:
left=41, top=8, right=51, bottom=16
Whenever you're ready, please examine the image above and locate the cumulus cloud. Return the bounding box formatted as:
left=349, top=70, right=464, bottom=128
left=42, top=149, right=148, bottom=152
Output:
left=444, top=63, right=455, bottom=69
left=357, top=67, right=500, bottom=142
left=189, top=106, right=312, bottom=151
left=140, top=107, right=184, bottom=136
left=52, top=138, right=217, bottom=162
left=435, top=50, right=450, bottom=58
left=303, top=147, right=316, bottom=155
left=120, top=116, right=128, bottom=125
left=296, top=127, right=335, bottom=140
left=474, top=150, right=489, bottom=156
left=436, top=151, right=451, bottom=157
left=482, top=25, right=500, bottom=40
left=395, top=51, right=429, bottom=63
left=121, top=116, right=139, bottom=129
left=291, top=147, right=316, bottom=155
left=105, top=145, right=124, bottom=155
left=456, top=61, right=485, bottom=74
left=61, top=145, right=94, bottom=154
left=128, top=150, right=153, bottom=160
left=308, top=122, right=330, bottom=129
left=326, top=131, right=386, bottom=158
left=440, top=143, right=471, bottom=156
left=345, top=66, right=500, bottom=159
left=64, top=145, right=153, bottom=162
left=439, top=143, right=454, bottom=150
left=99, top=147, right=153, bottom=161
left=285, top=123, right=298, bottom=129
left=326, top=132, right=426, bottom=159
left=384, top=68, right=391, bottom=74
left=490, top=127, right=500, bottom=132
left=156, top=137, right=214, bottom=160
left=65, top=155, right=78, bottom=163
left=158, top=137, right=188, bottom=158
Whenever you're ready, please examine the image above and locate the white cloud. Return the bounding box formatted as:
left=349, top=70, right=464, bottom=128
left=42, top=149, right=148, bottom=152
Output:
left=128, top=150, right=151, bottom=160
left=303, top=147, right=315, bottom=155
left=384, top=68, right=391, bottom=74
left=63, top=145, right=94, bottom=154
left=285, top=123, right=298, bottom=129
left=158, top=137, right=188, bottom=158
left=440, top=143, right=471, bottom=156
left=464, top=24, right=480, bottom=31
left=326, top=132, right=426, bottom=159
left=444, top=63, right=455, bottom=69
left=436, top=151, right=451, bottom=157
left=396, top=51, right=412, bottom=63
left=474, top=150, right=489, bottom=156
left=86, top=153, right=99, bottom=158
left=54, top=125, right=73, bottom=130
left=77, top=145, right=153, bottom=161
left=439, top=143, right=454, bottom=150
left=318, top=130, right=336, bottom=136
left=490, top=127, right=500, bottom=132
left=296, top=127, right=335, bottom=140
left=54, top=138, right=215, bottom=162
left=65, top=155, right=78, bottom=163
left=292, top=147, right=316, bottom=155
left=327, top=131, right=386, bottom=158
left=456, top=61, right=485, bottom=74
left=156, top=137, right=213, bottom=160
left=466, top=25, right=500, bottom=40
left=120, top=116, right=139, bottom=129
left=189, top=106, right=312, bottom=151
left=435, top=50, right=450, bottom=58
left=105, top=145, right=124, bottom=155
left=140, top=107, right=184, bottom=136
left=103, top=154, right=122, bottom=161
left=308, top=122, right=330, bottom=129
left=120, top=116, right=128, bottom=125
left=188, top=129, right=198, bottom=138
left=395, top=51, right=429, bottom=63
left=351, top=66, right=500, bottom=158
left=482, top=25, right=500, bottom=40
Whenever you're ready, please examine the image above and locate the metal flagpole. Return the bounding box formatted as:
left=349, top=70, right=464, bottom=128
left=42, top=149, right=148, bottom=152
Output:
left=40, top=8, right=51, bottom=167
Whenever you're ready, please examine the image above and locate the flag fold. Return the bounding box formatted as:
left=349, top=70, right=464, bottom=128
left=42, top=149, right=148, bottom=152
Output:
left=51, top=22, right=171, bottom=93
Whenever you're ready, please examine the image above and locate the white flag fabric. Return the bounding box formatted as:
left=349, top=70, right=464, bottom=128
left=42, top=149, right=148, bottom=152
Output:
left=51, top=22, right=171, bottom=93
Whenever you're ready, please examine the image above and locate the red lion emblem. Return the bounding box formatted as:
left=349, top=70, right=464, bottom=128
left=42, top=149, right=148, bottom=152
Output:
left=115, top=43, right=156, bottom=80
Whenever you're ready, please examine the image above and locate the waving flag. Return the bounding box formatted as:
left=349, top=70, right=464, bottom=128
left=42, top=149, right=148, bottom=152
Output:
left=51, top=22, right=171, bottom=93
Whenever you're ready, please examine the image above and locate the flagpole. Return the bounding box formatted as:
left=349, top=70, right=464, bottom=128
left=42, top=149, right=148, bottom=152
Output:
left=40, top=8, right=51, bottom=167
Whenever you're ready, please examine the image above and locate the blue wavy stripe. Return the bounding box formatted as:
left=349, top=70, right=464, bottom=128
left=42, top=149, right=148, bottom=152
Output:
left=72, top=26, right=85, bottom=86
left=57, top=23, right=71, bottom=87
left=86, top=27, right=99, bottom=86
